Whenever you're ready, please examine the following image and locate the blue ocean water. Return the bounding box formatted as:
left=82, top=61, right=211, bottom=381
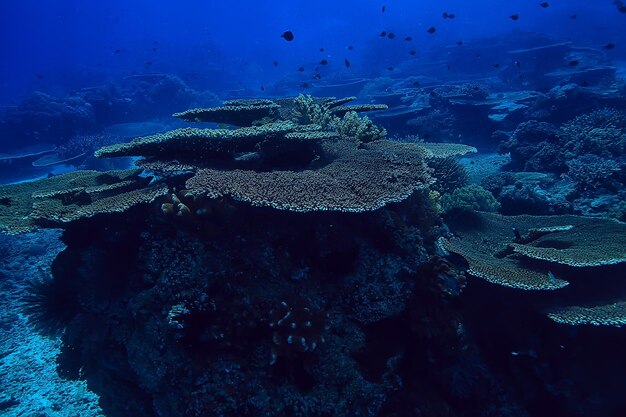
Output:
left=1, top=1, right=626, bottom=417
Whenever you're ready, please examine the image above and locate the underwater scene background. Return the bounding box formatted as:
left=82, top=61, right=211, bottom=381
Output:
left=1, top=1, right=626, bottom=416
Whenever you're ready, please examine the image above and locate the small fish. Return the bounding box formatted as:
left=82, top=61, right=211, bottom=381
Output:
left=447, top=65, right=451, bottom=70
left=604, top=43, right=616, bottom=50
left=386, top=66, right=394, bottom=71
left=347, top=45, right=354, bottom=50
left=387, top=32, right=395, bottom=39
left=476, top=54, right=481, bottom=58
left=145, top=61, right=152, bottom=66
left=515, top=60, right=521, bottom=67
left=154, top=40, right=158, bottom=44
left=493, top=63, right=500, bottom=68
left=570, top=14, right=577, bottom=19
left=297, top=66, right=305, bottom=72
left=548, top=271, right=557, bottom=284
left=568, top=59, right=580, bottom=66
left=427, top=26, right=436, bottom=34
left=36, top=74, right=43, bottom=79
left=539, top=2, right=549, bottom=8
left=344, top=58, right=351, bottom=68
left=301, top=82, right=310, bottom=88
left=382, top=5, right=386, bottom=12
left=261, top=85, right=265, bottom=91
left=319, top=47, right=325, bottom=52
left=281, top=30, right=294, bottom=41
left=380, top=31, right=387, bottom=37
left=409, top=50, right=417, bottom=56
left=456, top=40, right=464, bottom=46
left=273, top=61, right=278, bottom=67
left=404, top=36, right=412, bottom=41
left=442, top=12, right=455, bottom=19
left=510, top=14, right=519, bottom=21
left=411, top=80, right=420, bottom=86
left=114, top=48, right=121, bottom=53
left=152, top=48, right=157, bottom=52
left=620, top=6, right=626, bottom=13
left=319, top=59, right=328, bottom=65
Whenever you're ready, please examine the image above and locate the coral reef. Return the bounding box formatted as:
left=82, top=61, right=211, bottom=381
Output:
left=440, top=184, right=500, bottom=214
left=442, top=211, right=626, bottom=290
left=0, top=169, right=166, bottom=234
left=547, top=302, right=626, bottom=327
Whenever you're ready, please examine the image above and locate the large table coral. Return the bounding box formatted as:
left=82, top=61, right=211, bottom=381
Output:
left=443, top=210, right=626, bottom=326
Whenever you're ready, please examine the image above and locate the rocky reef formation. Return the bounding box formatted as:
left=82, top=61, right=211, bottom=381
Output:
left=3, top=96, right=521, bottom=417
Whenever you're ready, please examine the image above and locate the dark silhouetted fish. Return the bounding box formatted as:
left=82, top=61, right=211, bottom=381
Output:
left=386, top=66, right=394, bottom=71
left=409, top=50, right=417, bottom=55
left=493, top=64, right=500, bottom=68
left=114, top=49, right=121, bottom=53
left=301, top=82, right=310, bottom=88
left=344, top=58, right=350, bottom=68
left=319, top=59, right=328, bottom=65
left=261, top=86, right=265, bottom=91
left=427, top=26, right=436, bottom=34
left=456, top=40, right=464, bottom=45
left=568, top=60, right=580, bottom=66
left=347, top=45, right=354, bottom=50
left=442, top=12, right=455, bottom=19
left=411, top=81, right=420, bottom=86
left=319, top=48, right=325, bottom=52
left=510, top=14, right=519, bottom=20
left=570, top=14, right=577, bottom=19
left=281, top=31, right=294, bottom=41
left=297, top=66, right=305, bottom=72
left=380, top=31, right=387, bottom=37
left=540, top=2, right=549, bottom=8
left=387, top=32, right=395, bottom=39
left=404, top=36, right=412, bottom=41
left=273, top=61, right=278, bottom=67
left=604, top=43, right=616, bottom=50
left=515, top=61, right=521, bottom=67
left=382, top=5, right=386, bottom=12
left=152, top=48, right=157, bottom=52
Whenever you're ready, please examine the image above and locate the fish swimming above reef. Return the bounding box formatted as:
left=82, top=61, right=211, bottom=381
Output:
left=280, top=30, right=294, bottom=41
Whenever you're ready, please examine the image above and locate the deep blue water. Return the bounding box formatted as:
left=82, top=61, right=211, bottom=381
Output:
left=1, top=0, right=624, bottom=104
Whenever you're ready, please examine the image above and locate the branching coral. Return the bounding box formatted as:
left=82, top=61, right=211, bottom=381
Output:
left=565, top=154, right=621, bottom=190
left=333, top=111, right=387, bottom=142
left=559, top=107, right=626, bottom=157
